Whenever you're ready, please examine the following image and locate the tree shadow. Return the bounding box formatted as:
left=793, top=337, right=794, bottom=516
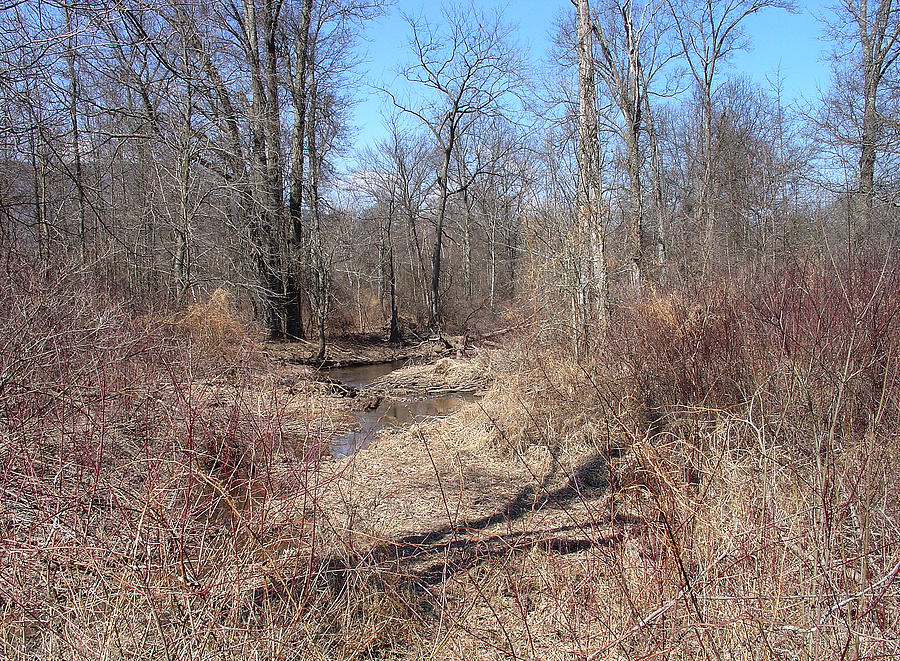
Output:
left=388, top=451, right=611, bottom=556
left=249, top=451, right=645, bottom=613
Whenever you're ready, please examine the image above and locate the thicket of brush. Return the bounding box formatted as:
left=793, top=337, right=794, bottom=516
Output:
left=467, top=256, right=900, bottom=658
left=1, top=255, right=898, bottom=659
left=0, top=263, right=375, bottom=659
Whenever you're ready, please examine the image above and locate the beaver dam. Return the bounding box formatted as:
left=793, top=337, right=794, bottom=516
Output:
left=323, top=358, right=488, bottom=457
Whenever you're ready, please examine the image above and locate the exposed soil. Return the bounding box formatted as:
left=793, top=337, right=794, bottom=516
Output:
left=264, top=332, right=468, bottom=368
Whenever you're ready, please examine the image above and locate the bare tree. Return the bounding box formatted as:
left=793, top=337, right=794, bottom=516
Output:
left=824, top=0, right=900, bottom=244
left=590, top=0, right=672, bottom=287
left=576, top=0, right=610, bottom=338
left=386, top=3, right=522, bottom=329
left=643, top=73, right=670, bottom=275
left=359, top=131, right=408, bottom=342
left=284, top=0, right=314, bottom=338
left=669, top=0, right=793, bottom=270
left=471, top=121, right=534, bottom=308
left=383, top=122, right=434, bottom=322
left=283, top=0, right=381, bottom=338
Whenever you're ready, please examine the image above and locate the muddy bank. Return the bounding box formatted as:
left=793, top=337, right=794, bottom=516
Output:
left=264, top=333, right=468, bottom=368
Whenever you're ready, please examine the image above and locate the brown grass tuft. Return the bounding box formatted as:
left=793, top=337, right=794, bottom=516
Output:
left=171, top=288, right=258, bottom=356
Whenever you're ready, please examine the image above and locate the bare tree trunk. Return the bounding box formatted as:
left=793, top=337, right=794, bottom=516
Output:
left=407, top=209, right=428, bottom=316
left=489, top=216, right=497, bottom=309
left=701, top=91, right=715, bottom=271
left=430, top=140, right=454, bottom=329
left=857, top=104, right=876, bottom=243
left=463, top=186, right=473, bottom=298
left=577, top=0, right=609, bottom=338
left=66, top=7, right=88, bottom=265
left=28, top=111, right=52, bottom=266
left=174, top=90, right=190, bottom=302
left=174, top=36, right=194, bottom=301
left=264, top=0, right=286, bottom=332
left=243, top=0, right=285, bottom=338
left=306, top=41, right=327, bottom=361
left=264, top=1, right=283, bottom=224
left=386, top=199, right=400, bottom=342
left=644, top=90, right=668, bottom=278
left=855, top=0, right=888, bottom=246
left=626, top=125, right=644, bottom=287
left=591, top=2, right=653, bottom=288
left=284, top=0, right=314, bottom=338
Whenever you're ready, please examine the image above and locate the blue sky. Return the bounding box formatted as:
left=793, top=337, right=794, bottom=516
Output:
left=349, top=0, right=833, bottom=160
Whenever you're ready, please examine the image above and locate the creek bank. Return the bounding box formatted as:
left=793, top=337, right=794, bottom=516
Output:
left=322, top=357, right=491, bottom=457
left=264, top=333, right=468, bottom=369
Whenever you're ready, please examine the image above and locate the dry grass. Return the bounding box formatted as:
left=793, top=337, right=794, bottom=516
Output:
left=369, top=357, right=491, bottom=396
left=2, top=260, right=899, bottom=659
left=166, top=288, right=259, bottom=359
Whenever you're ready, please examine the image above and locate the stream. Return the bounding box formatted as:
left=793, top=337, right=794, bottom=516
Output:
left=324, top=361, right=478, bottom=458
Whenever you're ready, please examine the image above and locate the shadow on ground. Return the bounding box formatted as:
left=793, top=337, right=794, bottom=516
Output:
left=248, top=451, right=645, bottom=616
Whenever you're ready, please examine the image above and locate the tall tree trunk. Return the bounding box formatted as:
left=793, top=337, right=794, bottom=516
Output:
left=264, top=0, right=286, bottom=334
left=644, top=89, right=667, bottom=279
left=429, top=141, right=453, bottom=329
left=386, top=199, right=400, bottom=342
left=701, top=90, right=715, bottom=272
left=407, top=208, right=428, bottom=316
left=174, top=38, right=193, bottom=301
left=66, top=7, right=88, bottom=265
left=489, top=216, right=497, bottom=309
left=857, top=46, right=878, bottom=245
left=576, top=0, right=609, bottom=340
left=626, top=122, right=644, bottom=287
left=28, top=105, right=52, bottom=267
left=286, top=0, right=314, bottom=339
left=306, top=43, right=327, bottom=361
left=463, top=186, right=473, bottom=298
left=243, top=0, right=284, bottom=338
left=388, top=242, right=400, bottom=341
left=593, top=0, right=646, bottom=288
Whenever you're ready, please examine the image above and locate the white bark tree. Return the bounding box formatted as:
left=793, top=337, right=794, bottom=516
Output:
left=576, top=0, right=610, bottom=338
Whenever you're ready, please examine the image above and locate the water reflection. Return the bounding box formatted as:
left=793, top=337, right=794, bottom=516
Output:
left=324, top=362, right=478, bottom=458
left=332, top=393, right=477, bottom=458
left=323, top=359, right=409, bottom=389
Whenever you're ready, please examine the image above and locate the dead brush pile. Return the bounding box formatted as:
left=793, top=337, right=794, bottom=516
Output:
left=369, top=356, right=491, bottom=396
